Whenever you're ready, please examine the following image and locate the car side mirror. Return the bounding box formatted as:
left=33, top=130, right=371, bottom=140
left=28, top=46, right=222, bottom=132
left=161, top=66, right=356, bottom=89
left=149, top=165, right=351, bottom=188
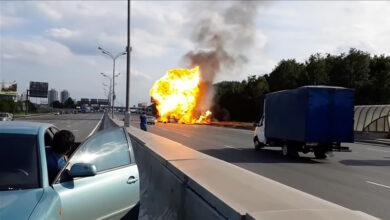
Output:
left=69, top=163, right=97, bottom=178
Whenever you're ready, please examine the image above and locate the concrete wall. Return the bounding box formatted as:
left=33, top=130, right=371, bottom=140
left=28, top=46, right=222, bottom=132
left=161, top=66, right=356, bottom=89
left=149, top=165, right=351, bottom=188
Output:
left=112, top=118, right=377, bottom=220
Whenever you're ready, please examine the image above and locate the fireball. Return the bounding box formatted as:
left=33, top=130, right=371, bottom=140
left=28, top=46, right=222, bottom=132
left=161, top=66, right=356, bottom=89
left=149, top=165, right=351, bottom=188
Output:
left=150, top=66, right=212, bottom=124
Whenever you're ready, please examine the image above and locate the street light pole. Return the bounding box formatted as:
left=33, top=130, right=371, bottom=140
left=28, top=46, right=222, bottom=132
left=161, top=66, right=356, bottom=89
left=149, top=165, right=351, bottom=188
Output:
left=112, top=57, right=116, bottom=118
left=98, top=47, right=126, bottom=118
left=101, top=72, right=119, bottom=115
left=102, top=82, right=111, bottom=106
left=125, top=0, right=132, bottom=127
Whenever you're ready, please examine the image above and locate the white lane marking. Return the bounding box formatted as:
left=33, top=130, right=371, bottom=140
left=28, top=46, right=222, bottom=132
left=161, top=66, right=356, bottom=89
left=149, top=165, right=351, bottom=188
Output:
left=224, top=145, right=242, bottom=150
left=365, top=148, right=390, bottom=153
left=366, top=181, right=390, bottom=189
left=157, top=127, right=168, bottom=131
left=180, top=133, right=191, bottom=138
left=155, top=126, right=191, bottom=138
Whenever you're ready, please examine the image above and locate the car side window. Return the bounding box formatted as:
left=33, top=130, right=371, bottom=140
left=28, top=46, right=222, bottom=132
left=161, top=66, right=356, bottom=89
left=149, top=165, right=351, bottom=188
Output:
left=44, top=129, right=54, bottom=147
left=50, top=127, right=59, bottom=135
left=66, top=128, right=131, bottom=173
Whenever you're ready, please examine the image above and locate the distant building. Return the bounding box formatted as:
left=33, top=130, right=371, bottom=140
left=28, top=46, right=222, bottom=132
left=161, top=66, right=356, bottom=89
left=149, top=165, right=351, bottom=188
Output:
left=48, top=89, right=58, bottom=105
left=60, top=90, right=70, bottom=103
left=18, top=92, right=27, bottom=101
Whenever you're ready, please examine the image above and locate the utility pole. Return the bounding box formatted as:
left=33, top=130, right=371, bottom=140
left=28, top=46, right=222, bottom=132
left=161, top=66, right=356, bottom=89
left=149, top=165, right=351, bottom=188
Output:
left=124, top=0, right=132, bottom=127
left=25, top=90, right=29, bottom=116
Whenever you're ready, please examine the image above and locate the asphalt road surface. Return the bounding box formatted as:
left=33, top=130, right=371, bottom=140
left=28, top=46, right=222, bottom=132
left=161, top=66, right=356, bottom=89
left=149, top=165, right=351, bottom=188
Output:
left=130, top=115, right=390, bottom=219
left=16, top=113, right=103, bottom=142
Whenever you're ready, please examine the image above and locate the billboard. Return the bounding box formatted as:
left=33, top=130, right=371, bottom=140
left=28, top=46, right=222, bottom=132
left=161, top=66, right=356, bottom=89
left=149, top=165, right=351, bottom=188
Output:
left=0, top=82, right=17, bottom=96
left=98, top=99, right=109, bottom=105
left=80, top=98, right=90, bottom=105
left=29, top=81, right=48, bottom=98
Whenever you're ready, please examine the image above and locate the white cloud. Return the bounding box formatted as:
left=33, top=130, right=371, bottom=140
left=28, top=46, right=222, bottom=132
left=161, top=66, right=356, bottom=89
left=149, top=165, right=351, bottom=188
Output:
left=131, top=68, right=151, bottom=80
left=132, top=29, right=167, bottom=59
left=256, top=1, right=390, bottom=62
left=0, top=14, right=24, bottom=27
left=2, top=39, right=48, bottom=58
left=45, top=28, right=77, bottom=39
left=2, top=1, right=390, bottom=105
left=35, top=2, right=63, bottom=20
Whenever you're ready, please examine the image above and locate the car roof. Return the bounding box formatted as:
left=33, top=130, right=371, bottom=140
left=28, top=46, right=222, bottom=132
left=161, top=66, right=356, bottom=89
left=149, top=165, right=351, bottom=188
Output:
left=0, top=121, right=53, bottom=135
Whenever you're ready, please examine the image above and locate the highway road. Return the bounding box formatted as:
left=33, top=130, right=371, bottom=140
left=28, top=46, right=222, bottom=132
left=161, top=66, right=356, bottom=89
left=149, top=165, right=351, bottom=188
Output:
left=129, top=115, right=390, bottom=219
left=16, top=113, right=103, bottom=142
left=16, top=113, right=389, bottom=218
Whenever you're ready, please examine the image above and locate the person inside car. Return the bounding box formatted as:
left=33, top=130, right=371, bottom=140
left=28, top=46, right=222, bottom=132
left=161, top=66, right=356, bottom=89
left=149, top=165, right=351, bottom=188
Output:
left=46, top=130, right=75, bottom=182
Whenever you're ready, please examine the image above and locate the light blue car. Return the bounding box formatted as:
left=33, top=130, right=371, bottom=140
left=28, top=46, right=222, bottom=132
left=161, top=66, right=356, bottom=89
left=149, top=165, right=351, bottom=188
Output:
left=0, top=121, right=139, bottom=219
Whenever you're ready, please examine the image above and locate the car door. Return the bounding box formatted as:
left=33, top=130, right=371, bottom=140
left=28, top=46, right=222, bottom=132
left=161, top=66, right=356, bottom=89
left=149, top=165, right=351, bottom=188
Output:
left=53, top=128, right=139, bottom=220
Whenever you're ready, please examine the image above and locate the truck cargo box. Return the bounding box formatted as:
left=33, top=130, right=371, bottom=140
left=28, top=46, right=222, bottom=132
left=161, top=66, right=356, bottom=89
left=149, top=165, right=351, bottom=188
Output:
left=264, top=86, right=354, bottom=143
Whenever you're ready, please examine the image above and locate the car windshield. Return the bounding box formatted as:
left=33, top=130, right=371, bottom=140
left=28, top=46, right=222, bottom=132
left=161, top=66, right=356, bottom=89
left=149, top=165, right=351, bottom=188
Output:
left=0, top=113, right=7, bottom=117
left=0, top=134, right=40, bottom=190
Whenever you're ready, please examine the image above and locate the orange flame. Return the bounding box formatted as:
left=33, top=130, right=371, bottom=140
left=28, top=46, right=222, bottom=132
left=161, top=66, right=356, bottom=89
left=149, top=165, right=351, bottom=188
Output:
left=150, top=66, right=212, bottom=124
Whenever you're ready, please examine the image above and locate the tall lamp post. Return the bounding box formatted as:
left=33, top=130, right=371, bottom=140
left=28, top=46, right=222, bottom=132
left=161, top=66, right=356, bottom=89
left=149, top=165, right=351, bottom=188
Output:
left=124, top=0, right=132, bottom=127
left=100, top=72, right=120, bottom=115
left=102, top=83, right=111, bottom=105
left=98, top=47, right=126, bottom=118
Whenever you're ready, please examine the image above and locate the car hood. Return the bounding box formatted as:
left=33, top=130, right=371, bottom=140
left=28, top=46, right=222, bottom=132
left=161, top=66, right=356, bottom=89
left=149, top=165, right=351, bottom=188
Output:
left=0, top=188, right=44, bottom=219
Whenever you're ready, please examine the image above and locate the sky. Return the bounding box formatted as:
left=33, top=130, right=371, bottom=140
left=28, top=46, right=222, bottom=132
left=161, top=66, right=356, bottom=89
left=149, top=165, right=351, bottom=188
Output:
left=1, top=1, right=390, bottom=106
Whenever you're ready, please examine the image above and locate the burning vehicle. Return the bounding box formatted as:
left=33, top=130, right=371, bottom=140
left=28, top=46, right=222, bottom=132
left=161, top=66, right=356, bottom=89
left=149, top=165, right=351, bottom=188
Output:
left=150, top=66, right=212, bottom=124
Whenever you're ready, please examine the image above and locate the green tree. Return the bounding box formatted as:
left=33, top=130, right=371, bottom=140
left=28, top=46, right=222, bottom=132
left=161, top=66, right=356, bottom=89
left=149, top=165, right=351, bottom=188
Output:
left=210, top=48, right=389, bottom=122
left=0, top=98, right=16, bottom=113
left=26, top=100, right=37, bottom=113
left=305, top=53, right=329, bottom=85
left=51, top=100, right=63, bottom=108
left=212, top=75, right=269, bottom=122
left=267, top=59, right=306, bottom=92
left=327, top=49, right=370, bottom=88
left=365, top=55, right=390, bottom=104
left=64, top=97, right=75, bottom=108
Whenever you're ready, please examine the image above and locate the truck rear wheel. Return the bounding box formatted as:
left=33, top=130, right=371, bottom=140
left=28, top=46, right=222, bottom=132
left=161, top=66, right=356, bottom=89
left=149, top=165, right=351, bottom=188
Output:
left=314, top=150, right=327, bottom=159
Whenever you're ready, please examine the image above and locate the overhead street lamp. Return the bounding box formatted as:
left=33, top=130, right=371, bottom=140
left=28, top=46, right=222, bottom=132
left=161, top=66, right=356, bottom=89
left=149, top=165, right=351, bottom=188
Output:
left=102, top=83, right=111, bottom=105
left=100, top=71, right=120, bottom=116
left=98, top=47, right=126, bottom=117
left=100, top=73, right=112, bottom=111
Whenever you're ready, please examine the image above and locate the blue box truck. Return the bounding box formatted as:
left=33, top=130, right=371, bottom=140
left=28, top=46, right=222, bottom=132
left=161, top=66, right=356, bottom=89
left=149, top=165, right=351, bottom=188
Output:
left=253, top=86, right=354, bottom=159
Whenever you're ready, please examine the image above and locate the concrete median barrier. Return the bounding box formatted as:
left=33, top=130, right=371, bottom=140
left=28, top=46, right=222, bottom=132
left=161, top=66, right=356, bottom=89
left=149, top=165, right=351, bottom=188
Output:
left=111, top=118, right=377, bottom=220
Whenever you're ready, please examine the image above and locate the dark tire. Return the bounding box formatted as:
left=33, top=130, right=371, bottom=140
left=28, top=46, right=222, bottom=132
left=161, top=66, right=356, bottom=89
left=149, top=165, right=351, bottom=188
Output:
left=314, top=149, right=327, bottom=159
left=254, top=137, right=263, bottom=151
left=282, top=144, right=299, bottom=157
